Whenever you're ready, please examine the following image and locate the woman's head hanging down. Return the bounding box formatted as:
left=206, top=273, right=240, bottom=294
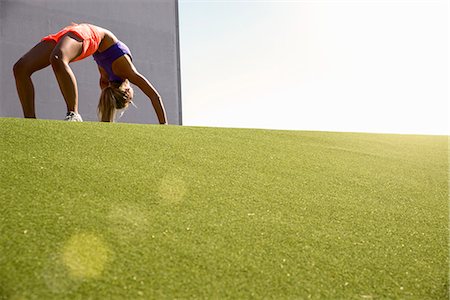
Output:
left=13, top=23, right=168, bottom=124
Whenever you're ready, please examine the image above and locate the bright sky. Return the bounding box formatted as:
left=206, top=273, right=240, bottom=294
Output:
left=178, top=0, right=448, bottom=135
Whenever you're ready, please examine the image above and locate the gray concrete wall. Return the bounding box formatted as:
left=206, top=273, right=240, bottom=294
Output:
left=0, top=0, right=182, bottom=124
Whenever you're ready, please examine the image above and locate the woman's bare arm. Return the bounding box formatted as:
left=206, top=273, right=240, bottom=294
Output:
left=112, top=55, right=168, bottom=124
left=128, top=72, right=167, bottom=124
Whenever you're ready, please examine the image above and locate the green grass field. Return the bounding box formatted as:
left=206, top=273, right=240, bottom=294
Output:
left=0, top=118, right=448, bottom=299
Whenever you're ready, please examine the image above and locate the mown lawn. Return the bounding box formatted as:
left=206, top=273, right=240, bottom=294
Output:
left=0, top=118, right=448, bottom=299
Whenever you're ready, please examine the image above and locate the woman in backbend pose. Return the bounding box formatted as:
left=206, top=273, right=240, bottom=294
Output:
left=13, top=23, right=167, bottom=123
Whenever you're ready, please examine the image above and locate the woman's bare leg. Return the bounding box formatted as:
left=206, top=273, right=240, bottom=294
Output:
left=50, top=33, right=83, bottom=113
left=13, top=40, right=55, bottom=118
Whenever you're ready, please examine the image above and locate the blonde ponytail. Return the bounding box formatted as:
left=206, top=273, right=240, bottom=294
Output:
left=97, top=80, right=134, bottom=122
left=98, top=86, right=116, bottom=122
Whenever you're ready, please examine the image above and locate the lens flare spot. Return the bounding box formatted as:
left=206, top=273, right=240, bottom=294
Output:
left=158, top=174, right=187, bottom=204
left=62, top=233, right=109, bottom=279
left=107, top=204, right=149, bottom=239
left=41, top=253, right=79, bottom=293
